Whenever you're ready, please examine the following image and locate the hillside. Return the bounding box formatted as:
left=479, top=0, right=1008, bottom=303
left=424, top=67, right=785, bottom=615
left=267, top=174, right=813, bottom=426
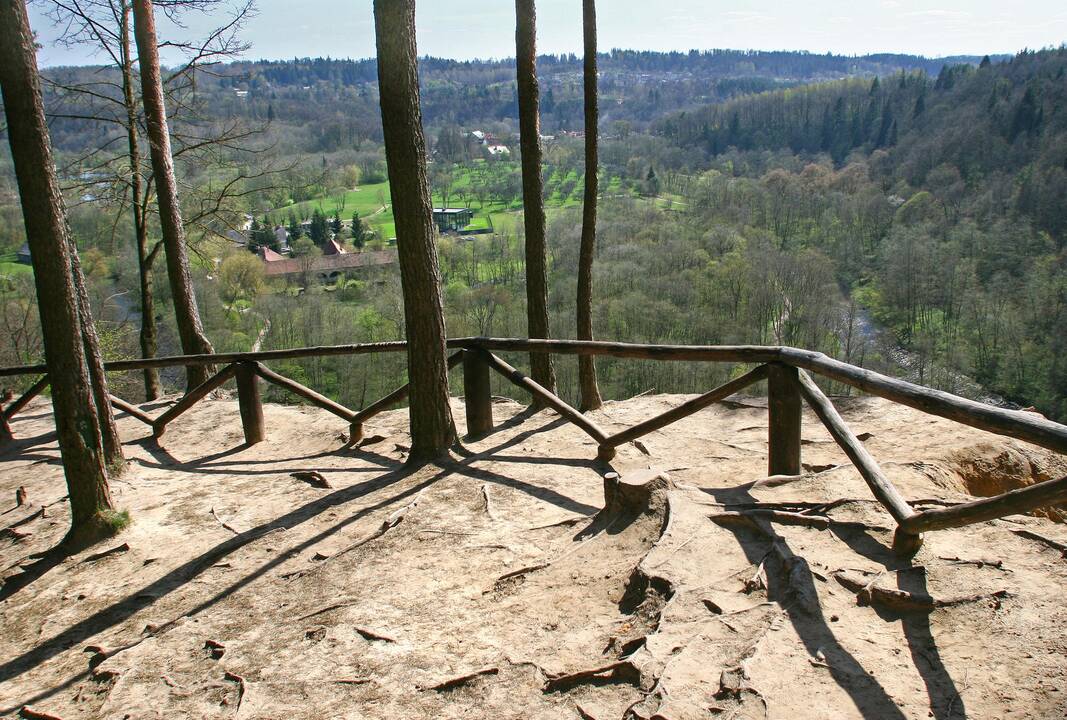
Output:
left=2, top=393, right=1066, bottom=718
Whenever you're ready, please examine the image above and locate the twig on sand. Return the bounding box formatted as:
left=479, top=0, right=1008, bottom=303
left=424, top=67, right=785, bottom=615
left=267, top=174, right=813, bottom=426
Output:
left=210, top=507, right=240, bottom=535
left=481, top=484, right=496, bottom=521
left=296, top=599, right=359, bottom=622
left=422, top=666, right=499, bottom=691
left=490, top=562, right=551, bottom=591
left=355, top=627, right=396, bottom=643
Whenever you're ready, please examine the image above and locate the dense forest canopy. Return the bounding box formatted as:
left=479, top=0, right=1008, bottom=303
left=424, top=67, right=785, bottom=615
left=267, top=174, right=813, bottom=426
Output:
left=1, top=45, right=1065, bottom=422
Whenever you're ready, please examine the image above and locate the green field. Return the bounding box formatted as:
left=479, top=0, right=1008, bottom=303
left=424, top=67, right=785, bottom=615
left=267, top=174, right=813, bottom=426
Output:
left=267, top=162, right=636, bottom=242
left=0, top=261, right=32, bottom=277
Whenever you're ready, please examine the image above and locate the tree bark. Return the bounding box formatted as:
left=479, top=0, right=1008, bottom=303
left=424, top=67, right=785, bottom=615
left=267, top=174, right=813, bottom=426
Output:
left=577, top=0, right=602, bottom=411
left=120, top=2, right=161, bottom=400
left=515, top=0, right=556, bottom=395
left=132, top=0, right=215, bottom=391
left=0, top=0, right=118, bottom=545
left=373, top=0, right=457, bottom=461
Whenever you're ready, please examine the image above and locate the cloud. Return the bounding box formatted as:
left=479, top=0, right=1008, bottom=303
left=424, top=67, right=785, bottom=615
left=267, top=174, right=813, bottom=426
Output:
left=903, top=9, right=973, bottom=19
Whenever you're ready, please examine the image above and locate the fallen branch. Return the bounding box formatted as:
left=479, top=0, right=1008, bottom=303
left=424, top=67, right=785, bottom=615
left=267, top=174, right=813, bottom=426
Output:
left=938, top=556, right=1007, bottom=570
left=334, top=677, right=372, bottom=685
left=424, top=666, right=499, bottom=692
left=834, top=571, right=1011, bottom=612
left=491, top=562, right=551, bottom=591
left=210, top=508, right=240, bottom=535
left=543, top=661, right=641, bottom=693
left=296, top=599, right=359, bottom=622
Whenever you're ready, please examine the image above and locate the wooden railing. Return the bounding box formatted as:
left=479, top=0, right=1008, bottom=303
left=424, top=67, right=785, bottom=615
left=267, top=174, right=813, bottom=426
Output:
left=3, top=337, right=1066, bottom=557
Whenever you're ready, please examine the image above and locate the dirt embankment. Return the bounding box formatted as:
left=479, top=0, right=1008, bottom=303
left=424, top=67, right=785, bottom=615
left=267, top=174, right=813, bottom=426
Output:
left=1, top=394, right=1066, bottom=719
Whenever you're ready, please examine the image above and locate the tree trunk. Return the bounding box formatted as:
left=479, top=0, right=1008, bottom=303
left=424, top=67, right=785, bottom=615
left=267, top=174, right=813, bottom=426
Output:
left=120, top=2, right=161, bottom=401
left=373, top=0, right=456, bottom=461
left=70, top=247, right=125, bottom=471
left=132, top=0, right=215, bottom=390
left=515, top=0, right=556, bottom=395
left=577, top=0, right=603, bottom=411
left=0, top=0, right=118, bottom=546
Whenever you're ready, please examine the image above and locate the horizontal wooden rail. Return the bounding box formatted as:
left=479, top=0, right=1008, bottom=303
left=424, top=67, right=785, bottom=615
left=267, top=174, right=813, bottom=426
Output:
left=900, top=474, right=1067, bottom=534
left=602, top=365, right=769, bottom=448
left=451, top=337, right=781, bottom=364
left=0, top=340, right=410, bottom=378
left=782, top=348, right=1067, bottom=456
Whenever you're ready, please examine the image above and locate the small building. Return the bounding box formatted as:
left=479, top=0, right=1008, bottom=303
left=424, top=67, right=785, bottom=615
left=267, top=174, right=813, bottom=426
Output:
left=322, top=238, right=348, bottom=256
left=274, top=226, right=290, bottom=251
left=16, top=243, right=31, bottom=265
left=258, top=246, right=287, bottom=263
left=432, top=208, right=473, bottom=234
left=486, top=144, right=510, bottom=157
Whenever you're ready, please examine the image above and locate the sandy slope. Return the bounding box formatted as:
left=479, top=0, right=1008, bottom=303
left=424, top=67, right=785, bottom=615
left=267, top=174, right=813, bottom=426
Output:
left=1, top=392, right=1066, bottom=719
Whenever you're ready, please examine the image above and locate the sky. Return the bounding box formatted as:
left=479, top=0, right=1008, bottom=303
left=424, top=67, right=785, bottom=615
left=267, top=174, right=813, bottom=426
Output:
left=29, top=0, right=1067, bottom=67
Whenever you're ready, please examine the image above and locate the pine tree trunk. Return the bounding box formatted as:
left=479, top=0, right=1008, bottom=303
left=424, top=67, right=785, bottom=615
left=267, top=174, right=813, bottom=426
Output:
left=70, top=248, right=125, bottom=471
left=577, top=0, right=603, bottom=411
left=515, top=0, right=556, bottom=394
left=132, top=0, right=215, bottom=391
left=373, top=0, right=456, bottom=461
left=0, top=0, right=117, bottom=545
left=121, top=2, right=161, bottom=401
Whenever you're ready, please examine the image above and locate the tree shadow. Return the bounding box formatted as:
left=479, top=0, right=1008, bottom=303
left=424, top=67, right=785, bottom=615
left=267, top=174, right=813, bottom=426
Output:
left=0, top=410, right=609, bottom=693
left=702, top=478, right=965, bottom=719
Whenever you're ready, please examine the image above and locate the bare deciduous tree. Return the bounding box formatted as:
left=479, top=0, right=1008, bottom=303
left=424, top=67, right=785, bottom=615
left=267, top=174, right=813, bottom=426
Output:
left=373, top=0, right=456, bottom=460
left=132, top=0, right=215, bottom=389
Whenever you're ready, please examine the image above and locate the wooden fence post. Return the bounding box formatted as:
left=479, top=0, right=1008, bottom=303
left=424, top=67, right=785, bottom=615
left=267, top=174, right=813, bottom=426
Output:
left=235, top=361, right=265, bottom=445
left=463, top=348, right=493, bottom=438
left=768, top=363, right=802, bottom=476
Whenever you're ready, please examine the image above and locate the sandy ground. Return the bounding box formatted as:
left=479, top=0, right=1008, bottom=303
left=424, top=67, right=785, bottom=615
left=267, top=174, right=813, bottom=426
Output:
left=1, top=390, right=1066, bottom=719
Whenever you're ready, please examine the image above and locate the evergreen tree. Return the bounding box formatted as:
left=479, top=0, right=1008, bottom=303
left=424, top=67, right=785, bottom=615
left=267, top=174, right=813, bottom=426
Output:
left=309, top=208, right=328, bottom=244
left=351, top=210, right=366, bottom=249
left=331, top=210, right=342, bottom=236
left=287, top=211, right=302, bottom=240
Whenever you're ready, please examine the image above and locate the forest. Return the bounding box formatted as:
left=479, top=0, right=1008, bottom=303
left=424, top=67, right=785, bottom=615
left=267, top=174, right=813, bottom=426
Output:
left=1, top=34, right=1065, bottom=421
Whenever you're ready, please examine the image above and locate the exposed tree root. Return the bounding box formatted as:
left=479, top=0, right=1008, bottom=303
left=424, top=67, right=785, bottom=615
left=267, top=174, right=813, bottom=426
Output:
left=79, top=543, right=130, bottom=564
left=423, top=666, right=499, bottom=691
left=543, top=661, right=642, bottom=693
left=481, top=484, right=496, bottom=521
left=523, top=516, right=587, bottom=532
left=1010, top=528, right=1067, bottom=557
left=210, top=508, right=240, bottom=535
left=834, top=571, right=1011, bottom=612
left=709, top=509, right=889, bottom=532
